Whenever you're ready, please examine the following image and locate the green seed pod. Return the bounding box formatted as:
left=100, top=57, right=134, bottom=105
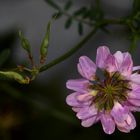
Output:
left=19, top=31, right=32, bottom=54
left=0, top=71, right=30, bottom=84
left=40, top=21, right=51, bottom=64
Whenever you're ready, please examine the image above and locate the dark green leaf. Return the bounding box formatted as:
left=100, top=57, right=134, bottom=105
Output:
left=64, top=0, right=73, bottom=11
left=82, top=9, right=91, bottom=19
left=74, top=7, right=87, bottom=16
left=0, top=49, right=10, bottom=66
left=65, top=18, right=72, bottom=29
left=78, top=22, right=83, bottom=35
left=44, top=0, right=60, bottom=10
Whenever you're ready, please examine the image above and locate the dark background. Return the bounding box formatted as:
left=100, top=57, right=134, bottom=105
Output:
left=0, top=0, right=140, bottom=140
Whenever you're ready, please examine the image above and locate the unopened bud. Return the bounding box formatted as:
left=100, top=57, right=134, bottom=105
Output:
left=19, top=31, right=32, bottom=54
left=40, top=21, right=51, bottom=64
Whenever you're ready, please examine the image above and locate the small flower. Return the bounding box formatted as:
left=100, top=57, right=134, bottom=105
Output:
left=66, top=46, right=140, bottom=134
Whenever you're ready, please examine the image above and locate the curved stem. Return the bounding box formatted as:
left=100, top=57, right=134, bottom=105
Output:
left=39, top=19, right=124, bottom=72
left=39, top=18, right=124, bottom=73
left=39, top=26, right=98, bottom=72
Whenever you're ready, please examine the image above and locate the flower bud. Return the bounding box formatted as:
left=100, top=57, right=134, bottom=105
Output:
left=19, top=31, right=31, bottom=54
left=40, top=21, right=51, bottom=64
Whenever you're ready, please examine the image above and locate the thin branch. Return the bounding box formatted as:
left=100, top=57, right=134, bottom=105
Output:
left=39, top=26, right=98, bottom=72
left=39, top=18, right=124, bottom=72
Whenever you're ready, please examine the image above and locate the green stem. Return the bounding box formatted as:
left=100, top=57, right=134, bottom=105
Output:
left=39, top=26, right=98, bottom=72
left=39, top=18, right=124, bottom=73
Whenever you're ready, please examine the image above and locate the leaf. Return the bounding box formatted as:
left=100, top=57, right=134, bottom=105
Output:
left=64, top=0, right=73, bottom=11
left=0, top=49, right=10, bottom=66
left=78, top=22, right=83, bottom=35
left=44, top=0, right=60, bottom=10
left=65, top=18, right=73, bottom=29
left=19, top=31, right=31, bottom=54
left=40, top=20, right=52, bottom=63
left=74, top=7, right=87, bottom=16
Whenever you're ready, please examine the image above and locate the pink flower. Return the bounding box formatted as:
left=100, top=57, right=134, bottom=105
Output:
left=66, top=46, right=140, bottom=134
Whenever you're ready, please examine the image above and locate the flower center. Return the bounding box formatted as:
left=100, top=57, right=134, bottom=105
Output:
left=90, top=71, right=131, bottom=111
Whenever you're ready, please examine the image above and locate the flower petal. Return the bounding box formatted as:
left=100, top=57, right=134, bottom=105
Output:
left=111, top=102, right=129, bottom=123
left=76, top=105, right=97, bottom=120
left=128, top=84, right=140, bottom=99
left=96, top=46, right=111, bottom=69
left=66, top=92, right=81, bottom=107
left=66, top=79, right=90, bottom=93
left=72, top=107, right=81, bottom=112
left=130, top=73, right=140, bottom=84
left=78, top=56, right=96, bottom=80
left=116, top=112, right=136, bottom=133
left=114, top=51, right=124, bottom=67
left=101, top=113, right=115, bottom=135
left=77, top=93, right=93, bottom=102
left=121, top=52, right=133, bottom=76
left=81, top=116, right=98, bottom=127
left=106, top=54, right=117, bottom=72
left=128, top=98, right=140, bottom=106
left=133, top=66, right=140, bottom=71
left=114, top=52, right=133, bottom=77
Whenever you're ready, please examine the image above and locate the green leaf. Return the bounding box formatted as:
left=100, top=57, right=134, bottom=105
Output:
left=0, top=49, right=10, bottom=66
left=78, top=22, right=83, bottom=35
left=19, top=31, right=31, bottom=54
left=65, top=18, right=73, bottom=29
left=40, top=20, right=52, bottom=63
left=64, top=0, right=73, bottom=11
left=44, top=0, right=60, bottom=10
left=74, top=7, right=87, bottom=16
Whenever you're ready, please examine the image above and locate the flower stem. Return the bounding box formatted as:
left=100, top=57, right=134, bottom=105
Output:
left=39, top=26, right=98, bottom=72
left=39, top=18, right=124, bottom=73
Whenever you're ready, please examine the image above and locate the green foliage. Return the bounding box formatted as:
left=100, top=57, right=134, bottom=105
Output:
left=44, top=0, right=104, bottom=36
left=78, top=22, right=83, bottom=35
left=65, top=18, right=73, bottom=29
left=133, top=0, right=140, bottom=14
left=64, top=0, right=73, bottom=11
left=73, top=7, right=87, bottom=16
left=44, top=0, right=60, bottom=10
